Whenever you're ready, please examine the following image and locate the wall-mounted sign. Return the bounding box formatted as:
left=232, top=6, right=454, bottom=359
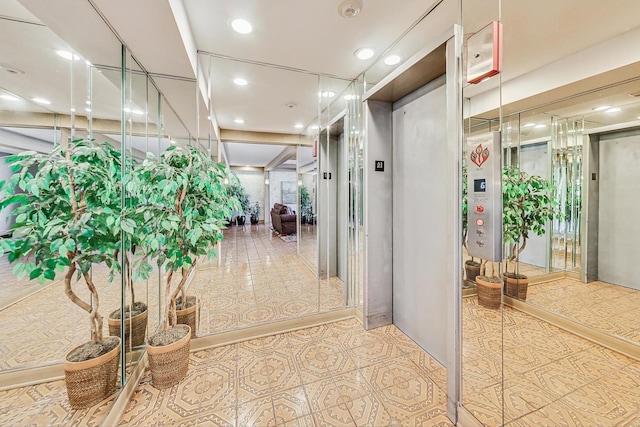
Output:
left=466, top=21, right=503, bottom=84
left=375, top=160, right=384, bottom=171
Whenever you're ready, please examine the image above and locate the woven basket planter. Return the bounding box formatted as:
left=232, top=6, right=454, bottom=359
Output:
left=108, top=304, right=148, bottom=348
left=147, top=325, right=191, bottom=389
left=171, top=296, right=199, bottom=338
left=464, top=261, right=481, bottom=283
left=64, top=337, right=120, bottom=409
left=476, top=276, right=502, bottom=309
left=503, top=275, right=529, bottom=300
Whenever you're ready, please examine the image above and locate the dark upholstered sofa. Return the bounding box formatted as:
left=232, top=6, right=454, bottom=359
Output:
left=270, top=203, right=296, bottom=235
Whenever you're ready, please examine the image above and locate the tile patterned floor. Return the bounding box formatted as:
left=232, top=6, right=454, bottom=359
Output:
left=0, top=224, right=346, bottom=371
left=117, top=319, right=451, bottom=427
left=462, top=296, right=640, bottom=426
left=527, top=278, right=640, bottom=345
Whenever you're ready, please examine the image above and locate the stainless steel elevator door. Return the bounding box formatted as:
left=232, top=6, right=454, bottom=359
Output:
left=392, top=79, right=447, bottom=364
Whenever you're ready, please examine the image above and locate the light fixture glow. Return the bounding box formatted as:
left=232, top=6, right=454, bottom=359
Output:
left=318, top=91, right=335, bottom=98
left=593, top=105, right=611, bottom=111
left=231, top=19, right=253, bottom=34
left=56, top=50, right=80, bottom=60
left=170, top=139, right=176, bottom=145
left=343, top=94, right=358, bottom=101
left=384, top=54, right=402, bottom=65
left=355, top=48, right=374, bottom=60
left=523, top=123, right=536, bottom=128
left=264, top=178, right=270, bottom=185
left=70, top=108, right=76, bottom=113
left=131, top=109, right=144, bottom=115
left=85, top=107, right=91, bottom=112
left=1, top=94, right=19, bottom=101
left=85, top=100, right=91, bottom=105
left=294, top=123, right=304, bottom=129
left=310, top=125, right=320, bottom=130
left=31, top=97, right=51, bottom=105
left=605, top=107, right=621, bottom=113
left=534, top=124, right=547, bottom=129
left=234, top=118, right=245, bottom=124
left=233, top=78, right=248, bottom=86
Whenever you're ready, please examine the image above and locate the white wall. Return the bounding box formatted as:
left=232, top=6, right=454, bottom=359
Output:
left=268, top=170, right=297, bottom=213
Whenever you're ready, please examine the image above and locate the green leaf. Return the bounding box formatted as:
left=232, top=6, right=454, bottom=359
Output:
left=29, top=267, right=43, bottom=280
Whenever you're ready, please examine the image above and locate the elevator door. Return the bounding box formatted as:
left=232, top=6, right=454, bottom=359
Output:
left=598, top=132, right=640, bottom=289
left=392, top=79, right=447, bottom=364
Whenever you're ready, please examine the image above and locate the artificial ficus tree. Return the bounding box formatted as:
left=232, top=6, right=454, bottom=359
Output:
left=126, top=145, right=237, bottom=332
left=502, top=165, right=559, bottom=275
left=0, top=139, right=123, bottom=344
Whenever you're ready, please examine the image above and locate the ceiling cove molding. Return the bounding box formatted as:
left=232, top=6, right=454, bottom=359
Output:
left=220, top=129, right=308, bottom=146
left=264, top=145, right=297, bottom=172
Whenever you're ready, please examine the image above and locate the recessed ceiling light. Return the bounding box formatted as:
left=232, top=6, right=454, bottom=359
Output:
left=234, top=118, right=245, bottom=124
left=31, top=97, right=51, bottom=105
left=384, top=54, right=402, bottom=65
left=355, top=48, right=375, bottom=60
left=534, top=124, right=546, bottom=128
left=593, top=105, right=611, bottom=111
left=70, top=107, right=76, bottom=112
left=523, top=123, right=536, bottom=128
left=86, top=100, right=91, bottom=105
left=231, top=19, right=253, bottom=34
left=310, top=125, right=320, bottom=130
left=318, top=91, right=335, bottom=98
left=294, top=123, right=304, bottom=129
left=605, top=107, right=621, bottom=113
left=233, top=78, right=248, bottom=86
left=131, top=109, right=144, bottom=115
left=1, top=94, right=19, bottom=101
left=344, top=94, right=359, bottom=100
left=85, top=108, right=91, bottom=112
left=56, top=50, right=80, bottom=60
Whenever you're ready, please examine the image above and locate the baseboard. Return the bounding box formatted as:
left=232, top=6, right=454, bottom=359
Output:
left=456, top=404, right=484, bottom=427
left=100, top=353, right=148, bottom=427
left=505, top=296, right=640, bottom=362
left=191, top=307, right=356, bottom=351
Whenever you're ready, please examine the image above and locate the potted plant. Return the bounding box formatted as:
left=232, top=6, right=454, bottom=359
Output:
left=128, top=145, right=236, bottom=389
left=462, top=164, right=481, bottom=283
left=0, top=139, right=122, bottom=408
left=226, top=173, right=250, bottom=226
left=475, top=261, right=502, bottom=309
left=299, top=184, right=313, bottom=224
left=248, top=201, right=261, bottom=225
left=502, top=165, right=559, bottom=300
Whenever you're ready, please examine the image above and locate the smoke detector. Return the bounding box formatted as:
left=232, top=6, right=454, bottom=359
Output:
left=338, top=0, right=363, bottom=18
left=285, top=102, right=297, bottom=109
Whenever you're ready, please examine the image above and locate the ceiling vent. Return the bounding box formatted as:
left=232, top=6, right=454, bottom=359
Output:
left=338, top=0, right=363, bottom=18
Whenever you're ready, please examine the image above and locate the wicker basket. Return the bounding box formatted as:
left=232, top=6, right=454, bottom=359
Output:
left=503, top=275, right=529, bottom=300
left=464, top=261, right=481, bottom=282
left=108, top=305, right=148, bottom=348
left=171, top=296, right=199, bottom=338
left=64, top=337, right=120, bottom=409
left=147, top=325, right=191, bottom=389
left=476, top=276, right=502, bottom=309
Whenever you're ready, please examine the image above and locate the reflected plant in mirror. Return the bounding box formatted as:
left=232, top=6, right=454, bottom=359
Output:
left=125, top=145, right=237, bottom=388
left=299, top=184, right=313, bottom=224
left=0, top=139, right=123, bottom=408
left=502, top=165, right=560, bottom=300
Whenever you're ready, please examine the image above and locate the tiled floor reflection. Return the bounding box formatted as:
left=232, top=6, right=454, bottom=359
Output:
left=462, top=296, right=640, bottom=426
left=194, top=224, right=346, bottom=335
left=0, top=224, right=345, bottom=371
left=118, top=318, right=451, bottom=427
left=527, top=278, right=640, bottom=345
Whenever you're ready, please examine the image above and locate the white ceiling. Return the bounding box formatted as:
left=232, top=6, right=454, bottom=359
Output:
left=224, top=142, right=288, bottom=168
left=3, top=0, right=640, bottom=165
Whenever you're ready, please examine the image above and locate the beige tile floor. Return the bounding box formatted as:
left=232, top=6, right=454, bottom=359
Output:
left=118, top=318, right=451, bottom=427
left=527, top=278, right=640, bottom=345
left=0, top=224, right=346, bottom=371
left=462, top=295, right=640, bottom=426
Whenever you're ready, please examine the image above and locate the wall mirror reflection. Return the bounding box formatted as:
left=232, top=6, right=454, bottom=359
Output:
left=298, top=145, right=318, bottom=271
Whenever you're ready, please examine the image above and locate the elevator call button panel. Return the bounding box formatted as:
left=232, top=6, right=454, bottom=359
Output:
left=466, top=131, right=502, bottom=262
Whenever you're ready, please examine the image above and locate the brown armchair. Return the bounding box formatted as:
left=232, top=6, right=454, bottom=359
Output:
left=270, top=203, right=297, bottom=235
